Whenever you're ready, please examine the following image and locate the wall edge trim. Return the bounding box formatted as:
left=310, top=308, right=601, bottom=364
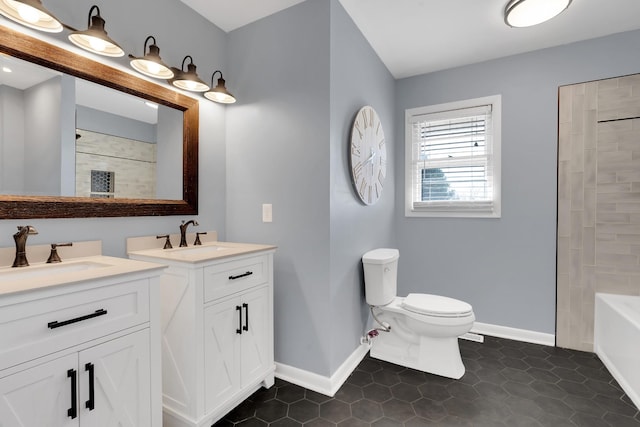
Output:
left=275, top=323, right=555, bottom=397
left=472, top=322, right=555, bottom=347
left=275, top=343, right=371, bottom=397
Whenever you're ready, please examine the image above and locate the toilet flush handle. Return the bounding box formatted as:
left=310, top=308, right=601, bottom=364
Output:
left=384, top=267, right=390, bottom=273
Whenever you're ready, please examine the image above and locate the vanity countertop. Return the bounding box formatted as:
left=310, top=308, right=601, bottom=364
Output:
left=128, top=241, right=277, bottom=264
left=0, top=255, right=166, bottom=297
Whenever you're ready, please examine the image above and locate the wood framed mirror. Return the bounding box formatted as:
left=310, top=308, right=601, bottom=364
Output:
left=0, top=26, right=198, bottom=218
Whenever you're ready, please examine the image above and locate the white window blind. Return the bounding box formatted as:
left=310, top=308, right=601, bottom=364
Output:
left=405, top=95, right=501, bottom=218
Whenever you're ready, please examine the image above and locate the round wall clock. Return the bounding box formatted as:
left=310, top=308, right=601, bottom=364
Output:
left=349, top=106, right=386, bottom=205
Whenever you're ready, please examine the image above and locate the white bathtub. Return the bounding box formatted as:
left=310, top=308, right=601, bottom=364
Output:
left=594, top=293, right=640, bottom=410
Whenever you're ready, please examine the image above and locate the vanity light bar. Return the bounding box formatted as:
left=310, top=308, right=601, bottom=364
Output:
left=0, top=1, right=238, bottom=101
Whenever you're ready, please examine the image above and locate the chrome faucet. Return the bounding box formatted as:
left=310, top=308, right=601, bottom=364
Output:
left=179, top=220, right=198, bottom=247
left=12, top=225, right=38, bottom=267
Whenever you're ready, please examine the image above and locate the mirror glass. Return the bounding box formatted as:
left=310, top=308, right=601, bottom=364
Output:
left=0, top=27, right=199, bottom=218
left=0, top=55, right=183, bottom=199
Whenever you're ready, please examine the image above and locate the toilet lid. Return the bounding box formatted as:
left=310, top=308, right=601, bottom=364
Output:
left=402, top=293, right=473, bottom=317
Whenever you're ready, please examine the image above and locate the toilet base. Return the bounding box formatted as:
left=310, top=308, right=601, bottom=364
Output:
left=370, top=330, right=466, bottom=379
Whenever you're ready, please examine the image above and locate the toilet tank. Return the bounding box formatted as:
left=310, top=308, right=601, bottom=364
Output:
left=362, top=248, right=399, bottom=306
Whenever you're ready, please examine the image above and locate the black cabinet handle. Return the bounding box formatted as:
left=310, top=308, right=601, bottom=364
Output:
left=67, top=369, right=77, bottom=419
left=236, top=305, right=242, bottom=334
left=85, top=362, right=95, bottom=410
left=242, top=303, right=249, bottom=332
left=229, top=271, right=253, bottom=280
left=48, top=309, right=107, bottom=329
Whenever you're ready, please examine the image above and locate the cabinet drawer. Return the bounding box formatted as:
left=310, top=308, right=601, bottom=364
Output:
left=203, top=255, right=268, bottom=302
left=0, top=279, right=149, bottom=370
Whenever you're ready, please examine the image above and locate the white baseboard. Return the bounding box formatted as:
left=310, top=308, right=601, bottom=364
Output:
left=471, top=322, right=555, bottom=347
left=275, top=323, right=554, bottom=397
left=275, top=343, right=371, bottom=397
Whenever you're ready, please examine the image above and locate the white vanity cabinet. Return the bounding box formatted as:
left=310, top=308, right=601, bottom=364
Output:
left=128, top=243, right=276, bottom=427
left=0, top=257, right=164, bottom=427
left=204, top=285, right=270, bottom=414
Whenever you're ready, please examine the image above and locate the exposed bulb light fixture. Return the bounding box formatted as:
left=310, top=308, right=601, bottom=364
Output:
left=169, top=55, right=209, bottom=92
left=204, top=70, right=236, bottom=104
left=0, top=0, right=62, bottom=32
left=68, top=5, right=124, bottom=57
left=504, top=0, right=572, bottom=27
left=129, top=36, right=174, bottom=79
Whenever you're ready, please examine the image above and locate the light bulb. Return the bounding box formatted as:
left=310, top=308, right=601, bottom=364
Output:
left=506, top=0, right=571, bottom=27
left=185, top=80, right=197, bottom=90
left=88, top=37, right=107, bottom=52
left=146, top=61, right=161, bottom=74
left=16, top=3, right=40, bottom=23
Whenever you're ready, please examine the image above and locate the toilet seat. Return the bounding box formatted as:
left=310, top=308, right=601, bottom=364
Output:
left=402, top=293, right=473, bottom=318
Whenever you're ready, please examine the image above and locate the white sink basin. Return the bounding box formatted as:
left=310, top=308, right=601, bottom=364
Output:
left=168, top=245, right=230, bottom=257
left=0, top=260, right=112, bottom=281
left=128, top=241, right=274, bottom=263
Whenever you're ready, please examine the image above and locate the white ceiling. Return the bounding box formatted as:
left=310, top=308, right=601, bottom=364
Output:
left=180, top=0, right=640, bottom=79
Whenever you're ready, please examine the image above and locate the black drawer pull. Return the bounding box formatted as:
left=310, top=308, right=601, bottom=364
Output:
left=48, top=309, right=107, bottom=329
left=242, top=303, right=249, bottom=332
left=85, top=363, right=95, bottom=410
left=236, top=305, right=242, bottom=334
left=67, top=369, right=77, bottom=419
left=229, top=271, right=253, bottom=280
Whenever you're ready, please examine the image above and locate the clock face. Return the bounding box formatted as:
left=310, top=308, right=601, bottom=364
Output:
left=349, top=106, right=386, bottom=205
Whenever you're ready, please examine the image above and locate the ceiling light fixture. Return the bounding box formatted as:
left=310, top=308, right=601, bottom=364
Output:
left=504, top=0, right=572, bottom=28
left=169, top=56, right=209, bottom=92
left=68, top=5, right=124, bottom=57
left=0, top=0, right=63, bottom=32
left=129, top=36, right=174, bottom=79
left=204, top=70, right=236, bottom=104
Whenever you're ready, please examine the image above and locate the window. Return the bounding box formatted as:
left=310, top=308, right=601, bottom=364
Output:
left=405, top=95, right=501, bottom=218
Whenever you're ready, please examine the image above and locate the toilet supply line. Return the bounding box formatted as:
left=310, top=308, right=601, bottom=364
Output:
left=370, top=306, right=391, bottom=333
left=361, top=305, right=392, bottom=345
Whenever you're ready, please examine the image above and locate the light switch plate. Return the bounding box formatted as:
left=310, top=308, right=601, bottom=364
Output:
left=262, top=204, right=272, bottom=222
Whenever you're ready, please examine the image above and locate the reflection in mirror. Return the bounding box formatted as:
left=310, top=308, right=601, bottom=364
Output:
left=0, top=26, right=199, bottom=218
left=0, top=54, right=182, bottom=200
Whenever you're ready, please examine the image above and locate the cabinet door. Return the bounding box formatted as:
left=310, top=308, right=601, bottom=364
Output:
left=78, top=329, right=151, bottom=427
left=0, top=354, right=78, bottom=427
left=204, top=297, right=240, bottom=413
left=240, top=286, right=270, bottom=387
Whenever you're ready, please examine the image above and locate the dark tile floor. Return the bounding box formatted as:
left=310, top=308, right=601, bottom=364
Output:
left=213, top=336, right=640, bottom=426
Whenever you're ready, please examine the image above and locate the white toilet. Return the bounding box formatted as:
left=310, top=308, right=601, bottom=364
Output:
left=362, top=248, right=475, bottom=379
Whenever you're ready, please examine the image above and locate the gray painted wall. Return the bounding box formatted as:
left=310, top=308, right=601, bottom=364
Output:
left=226, top=0, right=333, bottom=376
left=0, top=0, right=227, bottom=257
left=156, top=106, right=184, bottom=200
left=0, top=85, right=25, bottom=194
left=395, top=29, right=640, bottom=335
left=76, top=105, right=156, bottom=144
left=24, top=77, right=63, bottom=195
left=328, top=2, right=395, bottom=373
left=226, top=0, right=395, bottom=377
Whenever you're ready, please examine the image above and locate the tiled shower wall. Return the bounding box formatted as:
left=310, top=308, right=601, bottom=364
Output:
left=75, top=129, right=156, bottom=199
left=557, top=74, right=640, bottom=352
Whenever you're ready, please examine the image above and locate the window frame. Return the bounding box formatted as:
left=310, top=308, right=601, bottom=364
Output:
left=404, top=94, right=502, bottom=218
